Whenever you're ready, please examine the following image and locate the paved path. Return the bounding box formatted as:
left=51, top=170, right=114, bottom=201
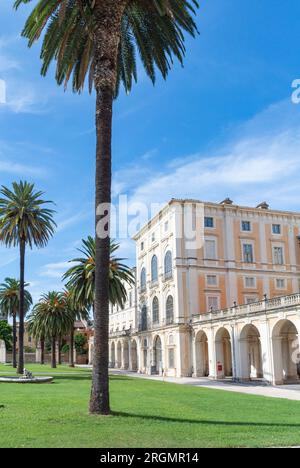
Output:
left=109, top=369, right=300, bottom=402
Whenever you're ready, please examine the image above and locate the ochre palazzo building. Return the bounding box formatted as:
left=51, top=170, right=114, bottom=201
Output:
left=89, top=198, right=300, bottom=385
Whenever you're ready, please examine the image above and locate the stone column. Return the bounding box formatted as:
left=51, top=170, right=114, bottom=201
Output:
left=230, top=324, right=238, bottom=380
left=128, top=340, right=132, bottom=371
left=0, top=340, right=6, bottom=364
left=237, top=338, right=250, bottom=381
left=136, top=338, right=142, bottom=373
left=88, top=337, right=94, bottom=365
left=259, top=321, right=274, bottom=384
left=73, top=346, right=77, bottom=365
left=207, top=328, right=217, bottom=379
left=192, top=331, right=197, bottom=378
left=272, top=336, right=283, bottom=385
left=36, top=344, right=42, bottom=364
left=178, top=327, right=193, bottom=377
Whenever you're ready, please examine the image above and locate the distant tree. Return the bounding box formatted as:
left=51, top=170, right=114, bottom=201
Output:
left=28, top=292, right=73, bottom=368
left=0, top=182, right=56, bottom=373
left=63, top=288, right=89, bottom=368
left=0, top=278, right=32, bottom=368
left=63, top=237, right=134, bottom=310
left=0, top=320, right=13, bottom=349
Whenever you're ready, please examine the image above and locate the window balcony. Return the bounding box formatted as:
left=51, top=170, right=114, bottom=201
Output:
left=163, top=271, right=173, bottom=282
left=150, top=279, right=159, bottom=288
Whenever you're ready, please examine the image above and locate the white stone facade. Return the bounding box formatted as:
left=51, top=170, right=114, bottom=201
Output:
left=90, top=199, right=300, bottom=385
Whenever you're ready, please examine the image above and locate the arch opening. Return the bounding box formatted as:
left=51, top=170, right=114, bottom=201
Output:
left=215, top=327, right=233, bottom=379
left=239, top=324, right=263, bottom=380
left=130, top=340, right=138, bottom=371
left=272, top=319, right=300, bottom=384
left=195, top=331, right=209, bottom=377
left=153, top=336, right=162, bottom=375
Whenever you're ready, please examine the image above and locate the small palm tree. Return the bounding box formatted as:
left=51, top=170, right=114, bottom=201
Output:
left=63, top=288, right=89, bottom=368
left=0, top=278, right=32, bottom=368
left=0, top=181, right=56, bottom=373
left=28, top=291, right=74, bottom=368
left=15, top=0, right=198, bottom=414
left=63, top=237, right=135, bottom=310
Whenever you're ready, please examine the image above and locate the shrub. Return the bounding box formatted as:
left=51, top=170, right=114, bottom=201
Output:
left=74, top=333, right=87, bottom=355
left=24, top=346, right=35, bottom=353
left=61, top=343, right=69, bottom=353
left=0, top=320, right=13, bottom=349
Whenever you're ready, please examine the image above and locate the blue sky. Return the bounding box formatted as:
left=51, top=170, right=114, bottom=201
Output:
left=0, top=0, right=300, bottom=304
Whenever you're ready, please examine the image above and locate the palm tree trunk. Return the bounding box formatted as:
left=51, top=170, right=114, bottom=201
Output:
left=17, top=238, right=26, bottom=374
left=58, top=336, right=62, bottom=365
left=69, top=326, right=74, bottom=367
left=51, top=337, right=56, bottom=369
left=89, top=0, right=127, bottom=415
left=41, top=338, right=45, bottom=365
left=12, top=312, right=17, bottom=368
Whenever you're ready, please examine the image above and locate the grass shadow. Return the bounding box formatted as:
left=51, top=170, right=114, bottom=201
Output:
left=112, top=411, right=300, bottom=429
left=48, top=374, right=92, bottom=382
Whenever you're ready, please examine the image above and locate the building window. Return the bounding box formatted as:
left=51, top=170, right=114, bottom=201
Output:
left=245, top=277, right=256, bottom=288
left=151, top=255, right=158, bottom=283
left=140, top=267, right=146, bottom=291
left=152, top=297, right=159, bottom=324
left=166, top=296, right=174, bottom=324
left=205, top=239, right=217, bottom=260
left=273, top=246, right=284, bottom=265
left=245, top=296, right=258, bottom=304
left=141, top=306, right=147, bottom=331
left=164, top=221, right=169, bottom=232
left=129, top=291, right=132, bottom=308
left=276, top=278, right=285, bottom=289
left=164, top=251, right=172, bottom=279
left=241, top=221, right=251, bottom=232
left=141, top=241, right=144, bottom=251
left=168, top=348, right=175, bottom=369
left=207, top=296, right=219, bottom=311
left=207, top=275, right=217, bottom=286
left=243, top=243, right=254, bottom=263
left=204, top=217, right=214, bottom=228
left=272, top=224, right=281, bottom=235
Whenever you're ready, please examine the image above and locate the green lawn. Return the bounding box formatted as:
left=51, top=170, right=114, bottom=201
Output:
left=1, top=364, right=300, bottom=448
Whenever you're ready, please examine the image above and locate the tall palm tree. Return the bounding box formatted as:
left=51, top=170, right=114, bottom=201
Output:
left=63, top=237, right=134, bottom=310
left=15, top=0, right=199, bottom=414
left=0, top=278, right=32, bottom=368
left=0, top=181, right=56, bottom=374
left=28, top=292, right=74, bottom=368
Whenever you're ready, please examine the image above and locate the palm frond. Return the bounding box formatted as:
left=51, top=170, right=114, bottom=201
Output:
left=15, top=0, right=199, bottom=95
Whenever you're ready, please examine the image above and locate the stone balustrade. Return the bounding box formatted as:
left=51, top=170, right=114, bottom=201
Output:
left=192, top=293, right=300, bottom=323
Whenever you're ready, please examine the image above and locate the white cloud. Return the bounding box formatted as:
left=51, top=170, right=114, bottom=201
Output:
left=0, top=79, right=6, bottom=104
left=40, top=261, right=76, bottom=279
left=116, top=99, right=300, bottom=213
left=2, top=85, right=49, bottom=114
left=0, top=159, right=46, bottom=178
left=0, top=140, right=47, bottom=178
left=0, top=37, right=20, bottom=73
left=56, top=209, right=93, bottom=233
left=0, top=250, right=18, bottom=269
left=0, top=41, right=50, bottom=113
